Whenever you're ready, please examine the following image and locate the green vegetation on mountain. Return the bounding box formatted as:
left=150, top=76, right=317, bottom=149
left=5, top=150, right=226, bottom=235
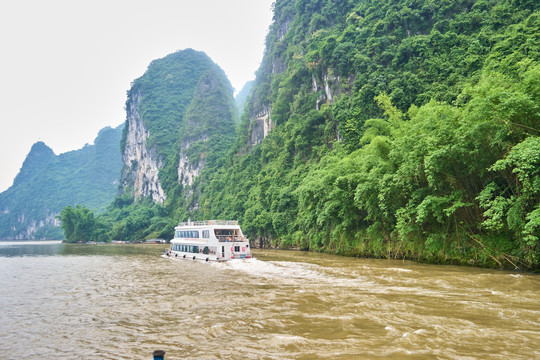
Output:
left=123, top=49, right=220, bottom=159
left=0, top=125, right=124, bottom=239
left=178, top=68, right=238, bottom=172
left=189, top=0, right=540, bottom=269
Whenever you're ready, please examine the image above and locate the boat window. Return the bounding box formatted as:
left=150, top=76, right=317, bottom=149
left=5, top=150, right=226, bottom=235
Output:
left=202, top=230, right=209, bottom=238
left=235, top=246, right=240, bottom=252
left=176, top=230, right=200, bottom=238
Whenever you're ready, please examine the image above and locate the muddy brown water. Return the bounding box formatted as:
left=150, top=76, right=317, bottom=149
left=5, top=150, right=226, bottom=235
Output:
left=0, top=242, right=538, bottom=359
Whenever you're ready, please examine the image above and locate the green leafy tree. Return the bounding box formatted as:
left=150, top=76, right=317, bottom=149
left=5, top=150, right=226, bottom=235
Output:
left=57, top=205, right=98, bottom=243
left=478, top=136, right=540, bottom=263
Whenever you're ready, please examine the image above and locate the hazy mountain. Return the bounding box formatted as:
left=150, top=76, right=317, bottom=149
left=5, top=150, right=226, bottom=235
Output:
left=235, top=80, right=254, bottom=114
left=0, top=125, right=123, bottom=239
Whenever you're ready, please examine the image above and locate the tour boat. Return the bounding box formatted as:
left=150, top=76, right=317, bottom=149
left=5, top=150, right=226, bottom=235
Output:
left=164, top=220, right=252, bottom=261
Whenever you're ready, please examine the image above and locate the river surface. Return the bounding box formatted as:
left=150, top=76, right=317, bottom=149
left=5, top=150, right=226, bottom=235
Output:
left=0, top=241, right=539, bottom=359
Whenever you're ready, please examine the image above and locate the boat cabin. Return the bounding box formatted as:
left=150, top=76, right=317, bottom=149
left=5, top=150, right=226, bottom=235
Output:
left=167, top=220, right=252, bottom=261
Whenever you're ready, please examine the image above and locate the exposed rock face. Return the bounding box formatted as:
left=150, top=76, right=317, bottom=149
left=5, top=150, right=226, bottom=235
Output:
left=249, top=106, right=273, bottom=146
left=121, top=91, right=167, bottom=203
left=177, top=135, right=208, bottom=187
left=271, top=16, right=293, bottom=74
left=243, top=11, right=294, bottom=148
left=323, top=73, right=335, bottom=103
left=276, top=16, right=293, bottom=41
left=13, top=212, right=59, bottom=240
left=118, top=50, right=236, bottom=206
left=177, top=68, right=236, bottom=187
left=243, top=2, right=358, bottom=148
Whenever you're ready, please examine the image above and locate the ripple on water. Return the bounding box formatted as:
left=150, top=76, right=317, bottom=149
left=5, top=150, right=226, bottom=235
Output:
left=0, top=246, right=539, bottom=359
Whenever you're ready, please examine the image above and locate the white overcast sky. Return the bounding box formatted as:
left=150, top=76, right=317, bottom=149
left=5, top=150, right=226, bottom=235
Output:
left=0, top=0, right=274, bottom=192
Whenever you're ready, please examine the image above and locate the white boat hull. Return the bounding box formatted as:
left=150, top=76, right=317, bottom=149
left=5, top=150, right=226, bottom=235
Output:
left=162, top=251, right=246, bottom=262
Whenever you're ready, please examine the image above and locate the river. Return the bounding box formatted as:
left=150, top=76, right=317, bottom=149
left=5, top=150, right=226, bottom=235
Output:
left=0, top=241, right=538, bottom=359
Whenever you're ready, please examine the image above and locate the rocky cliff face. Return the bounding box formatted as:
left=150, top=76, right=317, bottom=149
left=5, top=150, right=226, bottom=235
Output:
left=119, top=50, right=236, bottom=206
left=178, top=68, right=237, bottom=187
left=249, top=106, right=274, bottom=146
left=178, top=149, right=204, bottom=187
left=178, top=132, right=210, bottom=187
left=240, top=1, right=295, bottom=148
left=244, top=0, right=356, bottom=149
left=121, top=91, right=167, bottom=203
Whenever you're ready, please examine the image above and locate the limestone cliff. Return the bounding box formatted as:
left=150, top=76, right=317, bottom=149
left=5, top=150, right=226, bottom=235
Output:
left=178, top=68, right=237, bottom=188
left=121, top=91, right=166, bottom=203
left=249, top=106, right=274, bottom=146
left=119, top=49, right=236, bottom=205
left=243, top=0, right=356, bottom=148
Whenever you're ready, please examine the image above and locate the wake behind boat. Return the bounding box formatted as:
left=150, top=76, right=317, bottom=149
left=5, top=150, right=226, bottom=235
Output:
left=164, top=220, right=252, bottom=261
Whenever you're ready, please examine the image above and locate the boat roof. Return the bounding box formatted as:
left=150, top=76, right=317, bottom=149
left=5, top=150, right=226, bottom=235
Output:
left=175, top=220, right=240, bottom=229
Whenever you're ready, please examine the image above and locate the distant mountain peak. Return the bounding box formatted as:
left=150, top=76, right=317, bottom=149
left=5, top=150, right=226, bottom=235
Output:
left=0, top=126, right=123, bottom=239
left=12, top=141, right=56, bottom=187
left=28, top=141, right=55, bottom=157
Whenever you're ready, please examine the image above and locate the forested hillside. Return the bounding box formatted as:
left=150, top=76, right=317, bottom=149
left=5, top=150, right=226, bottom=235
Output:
left=0, top=125, right=123, bottom=239
left=189, top=0, right=539, bottom=269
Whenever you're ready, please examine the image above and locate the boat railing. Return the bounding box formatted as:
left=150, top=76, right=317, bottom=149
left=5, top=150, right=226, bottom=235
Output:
left=215, top=235, right=247, bottom=242
left=178, top=220, right=238, bottom=227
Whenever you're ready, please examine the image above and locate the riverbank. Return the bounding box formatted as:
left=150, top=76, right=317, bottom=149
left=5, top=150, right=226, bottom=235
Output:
left=269, top=234, right=538, bottom=273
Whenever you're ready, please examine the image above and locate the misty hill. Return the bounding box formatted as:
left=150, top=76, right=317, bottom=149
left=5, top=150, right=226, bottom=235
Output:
left=0, top=125, right=123, bottom=239
left=235, top=80, right=254, bottom=113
